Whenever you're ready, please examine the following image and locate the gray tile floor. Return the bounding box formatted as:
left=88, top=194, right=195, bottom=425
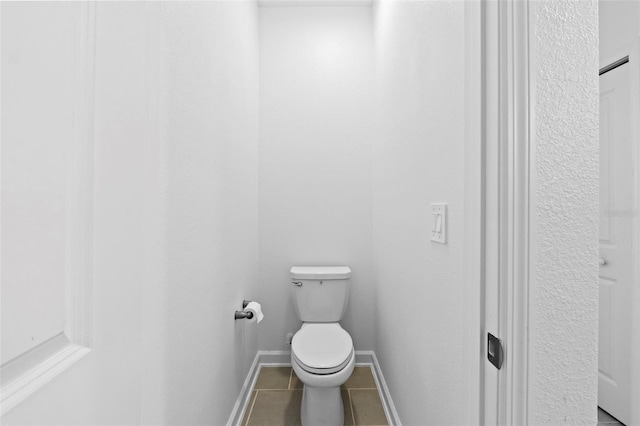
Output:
left=242, top=380, right=625, bottom=425
left=598, top=408, right=624, bottom=426
left=242, top=366, right=389, bottom=426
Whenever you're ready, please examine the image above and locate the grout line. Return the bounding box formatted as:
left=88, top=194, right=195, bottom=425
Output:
left=348, top=389, right=356, bottom=426
left=345, top=388, right=379, bottom=390
left=244, top=390, right=258, bottom=426
left=255, top=367, right=384, bottom=425
left=253, top=388, right=300, bottom=391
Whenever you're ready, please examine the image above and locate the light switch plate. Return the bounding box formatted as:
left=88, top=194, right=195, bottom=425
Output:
left=430, top=203, right=447, bottom=244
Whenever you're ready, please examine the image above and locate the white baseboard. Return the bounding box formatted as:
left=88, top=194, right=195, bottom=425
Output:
left=225, top=353, right=261, bottom=426
left=226, top=350, right=401, bottom=426
left=254, top=350, right=291, bottom=365
left=368, top=351, right=402, bottom=426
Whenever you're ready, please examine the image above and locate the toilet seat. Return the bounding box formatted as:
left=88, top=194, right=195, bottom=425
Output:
left=292, top=323, right=353, bottom=375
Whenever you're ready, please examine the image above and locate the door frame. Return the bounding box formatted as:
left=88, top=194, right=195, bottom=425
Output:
left=482, top=6, right=640, bottom=426
left=478, top=1, right=626, bottom=425
left=480, top=0, right=532, bottom=424
left=627, top=38, right=640, bottom=426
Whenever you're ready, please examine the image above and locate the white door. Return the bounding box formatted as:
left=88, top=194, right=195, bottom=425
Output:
left=599, top=62, right=633, bottom=425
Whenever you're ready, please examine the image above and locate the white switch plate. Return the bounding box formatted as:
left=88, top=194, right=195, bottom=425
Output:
left=430, top=203, right=447, bottom=244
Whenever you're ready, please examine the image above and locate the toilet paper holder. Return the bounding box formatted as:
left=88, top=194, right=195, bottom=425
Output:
left=234, top=300, right=254, bottom=320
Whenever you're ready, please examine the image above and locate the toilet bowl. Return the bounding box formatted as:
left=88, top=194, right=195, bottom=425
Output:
left=291, top=323, right=355, bottom=425
left=289, top=266, right=353, bottom=425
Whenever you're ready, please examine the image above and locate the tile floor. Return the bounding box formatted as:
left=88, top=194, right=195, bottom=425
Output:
left=242, top=366, right=389, bottom=426
left=598, top=408, right=624, bottom=426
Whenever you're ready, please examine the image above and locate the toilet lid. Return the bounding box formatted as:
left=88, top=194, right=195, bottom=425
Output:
left=292, top=323, right=353, bottom=374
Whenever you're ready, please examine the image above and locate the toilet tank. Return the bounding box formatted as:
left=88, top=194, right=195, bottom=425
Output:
left=290, top=266, right=351, bottom=322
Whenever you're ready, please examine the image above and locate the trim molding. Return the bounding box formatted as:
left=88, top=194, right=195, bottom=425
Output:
left=367, top=351, right=402, bottom=426
left=628, top=37, right=640, bottom=426
left=226, top=350, right=402, bottom=426
left=0, top=2, right=96, bottom=415
left=0, top=340, right=90, bottom=413
left=65, top=0, right=96, bottom=348
left=226, top=352, right=262, bottom=426
left=482, top=0, right=531, bottom=423
left=499, top=2, right=531, bottom=424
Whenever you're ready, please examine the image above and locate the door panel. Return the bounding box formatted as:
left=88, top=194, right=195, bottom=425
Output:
left=599, top=62, right=633, bottom=425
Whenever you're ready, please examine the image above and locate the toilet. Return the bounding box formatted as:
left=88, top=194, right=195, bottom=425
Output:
left=290, top=266, right=355, bottom=426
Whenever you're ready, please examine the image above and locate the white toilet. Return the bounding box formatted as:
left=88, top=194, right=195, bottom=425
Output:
left=290, top=266, right=355, bottom=426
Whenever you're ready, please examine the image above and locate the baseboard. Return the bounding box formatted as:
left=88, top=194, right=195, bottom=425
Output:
left=254, top=350, right=291, bottom=365
left=368, top=351, right=402, bottom=426
left=227, top=350, right=401, bottom=426
left=225, top=353, right=261, bottom=426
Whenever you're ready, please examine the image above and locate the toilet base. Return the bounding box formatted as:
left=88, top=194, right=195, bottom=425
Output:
left=301, top=384, right=344, bottom=426
left=291, top=331, right=354, bottom=426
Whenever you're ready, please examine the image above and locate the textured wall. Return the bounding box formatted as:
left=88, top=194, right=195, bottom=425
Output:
left=258, top=6, right=375, bottom=351
left=529, top=1, right=599, bottom=424
left=372, top=1, right=466, bottom=424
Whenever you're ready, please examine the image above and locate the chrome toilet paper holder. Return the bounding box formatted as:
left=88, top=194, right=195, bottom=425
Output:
left=234, top=300, right=254, bottom=320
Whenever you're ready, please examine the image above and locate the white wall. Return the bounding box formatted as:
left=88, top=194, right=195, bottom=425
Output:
left=258, top=6, right=375, bottom=351
left=600, top=0, right=640, bottom=67
left=152, top=2, right=260, bottom=424
left=2, top=2, right=260, bottom=425
left=372, top=1, right=466, bottom=424
left=528, top=1, right=599, bottom=424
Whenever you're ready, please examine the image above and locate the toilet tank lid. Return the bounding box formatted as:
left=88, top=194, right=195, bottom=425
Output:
left=290, top=266, right=351, bottom=280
